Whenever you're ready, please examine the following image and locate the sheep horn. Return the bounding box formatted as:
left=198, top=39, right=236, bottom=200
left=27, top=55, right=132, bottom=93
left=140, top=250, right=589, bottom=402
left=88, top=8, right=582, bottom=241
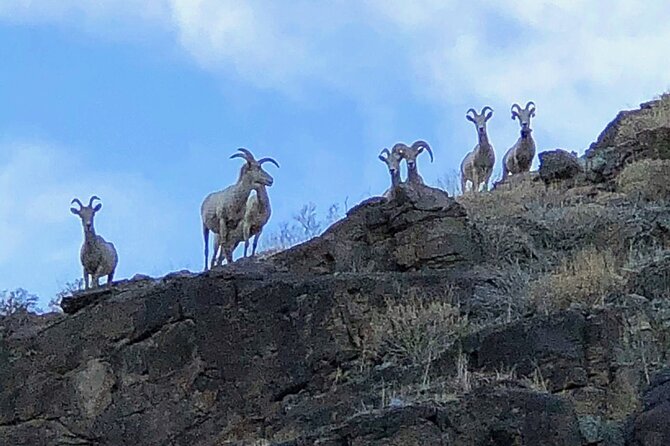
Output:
left=88, top=196, right=101, bottom=207
left=482, top=106, right=494, bottom=121
left=412, top=140, right=433, bottom=162
left=258, top=157, right=280, bottom=168
left=511, top=103, right=522, bottom=120
left=379, top=148, right=390, bottom=158
left=71, top=198, right=84, bottom=209
left=525, top=101, right=536, bottom=111
left=391, top=142, right=409, bottom=155
left=230, top=148, right=255, bottom=162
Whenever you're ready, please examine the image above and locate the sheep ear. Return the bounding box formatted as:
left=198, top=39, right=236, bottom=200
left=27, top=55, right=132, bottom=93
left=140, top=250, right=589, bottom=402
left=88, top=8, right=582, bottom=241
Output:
left=466, top=115, right=476, bottom=123
left=378, top=155, right=387, bottom=163
left=93, top=203, right=102, bottom=212
left=70, top=207, right=80, bottom=215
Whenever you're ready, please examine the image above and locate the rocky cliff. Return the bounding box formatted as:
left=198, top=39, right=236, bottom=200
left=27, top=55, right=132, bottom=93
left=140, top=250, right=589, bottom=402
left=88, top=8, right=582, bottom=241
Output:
left=1, top=97, right=670, bottom=445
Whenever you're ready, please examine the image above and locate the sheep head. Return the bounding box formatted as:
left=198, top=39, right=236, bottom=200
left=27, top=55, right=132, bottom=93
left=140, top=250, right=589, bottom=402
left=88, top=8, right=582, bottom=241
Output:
left=511, top=101, right=536, bottom=136
left=466, top=107, right=493, bottom=137
left=71, top=196, right=102, bottom=233
left=393, top=140, right=433, bottom=171
left=230, top=148, right=279, bottom=188
left=379, top=148, right=401, bottom=184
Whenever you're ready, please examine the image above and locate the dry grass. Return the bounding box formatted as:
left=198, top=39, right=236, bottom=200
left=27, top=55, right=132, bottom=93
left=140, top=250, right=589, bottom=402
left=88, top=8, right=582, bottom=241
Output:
left=367, top=293, right=468, bottom=366
left=529, top=247, right=624, bottom=313
left=616, top=158, right=670, bottom=202
left=615, top=93, right=670, bottom=142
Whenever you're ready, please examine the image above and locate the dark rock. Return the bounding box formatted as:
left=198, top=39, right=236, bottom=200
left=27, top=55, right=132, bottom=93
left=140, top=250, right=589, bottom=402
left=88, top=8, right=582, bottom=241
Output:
left=538, top=149, right=584, bottom=185
left=585, top=126, right=670, bottom=183
left=627, top=255, right=670, bottom=300
left=629, top=368, right=670, bottom=446
left=270, top=183, right=483, bottom=274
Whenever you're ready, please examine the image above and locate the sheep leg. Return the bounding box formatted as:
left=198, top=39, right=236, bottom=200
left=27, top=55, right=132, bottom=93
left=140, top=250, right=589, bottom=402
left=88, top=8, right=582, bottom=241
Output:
left=217, top=219, right=228, bottom=266
left=460, top=174, right=467, bottom=195
left=251, top=232, right=261, bottom=256
left=107, top=272, right=114, bottom=287
left=83, top=270, right=89, bottom=290
left=243, top=239, right=250, bottom=258
left=202, top=224, right=210, bottom=271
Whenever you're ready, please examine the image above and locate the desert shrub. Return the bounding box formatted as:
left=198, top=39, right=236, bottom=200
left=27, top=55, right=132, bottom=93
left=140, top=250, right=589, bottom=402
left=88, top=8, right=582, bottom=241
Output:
left=260, top=202, right=344, bottom=253
left=458, top=178, right=565, bottom=220
left=616, top=158, right=670, bottom=202
left=0, top=288, right=39, bottom=316
left=614, top=93, right=670, bottom=143
left=529, top=247, right=624, bottom=313
left=367, top=293, right=468, bottom=366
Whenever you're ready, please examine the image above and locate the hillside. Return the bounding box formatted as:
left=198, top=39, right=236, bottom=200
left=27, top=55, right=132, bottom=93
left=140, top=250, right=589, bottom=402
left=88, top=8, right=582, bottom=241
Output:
left=1, top=96, right=670, bottom=445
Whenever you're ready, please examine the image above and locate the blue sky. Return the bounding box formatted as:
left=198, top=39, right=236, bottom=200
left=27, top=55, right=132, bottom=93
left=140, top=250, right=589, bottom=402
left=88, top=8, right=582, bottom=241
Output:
left=1, top=1, right=669, bottom=305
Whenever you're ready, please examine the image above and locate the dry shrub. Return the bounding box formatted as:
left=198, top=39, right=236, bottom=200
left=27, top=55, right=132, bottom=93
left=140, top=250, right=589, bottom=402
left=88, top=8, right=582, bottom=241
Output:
left=530, top=247, right=624, bottom=313
left=368, top=294, right=467, bottom=366
left=616, top=158, right=670, bottom=202
left=458, top=178, right=565, bottom=220
left=614, top=93, right=670, bottom=142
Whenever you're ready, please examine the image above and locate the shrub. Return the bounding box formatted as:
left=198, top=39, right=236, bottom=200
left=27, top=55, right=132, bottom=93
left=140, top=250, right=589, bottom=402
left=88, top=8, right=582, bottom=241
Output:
left=616, top=159, right=670, bottom=202
left=367, top=293, right=468, bottom=366
left=529, top=247, right=624, bottom=313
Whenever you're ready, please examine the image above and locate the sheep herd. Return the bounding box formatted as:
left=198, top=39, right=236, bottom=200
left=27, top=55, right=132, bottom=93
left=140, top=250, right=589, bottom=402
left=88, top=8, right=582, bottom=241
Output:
left=70, top=101, right=537, bottom=290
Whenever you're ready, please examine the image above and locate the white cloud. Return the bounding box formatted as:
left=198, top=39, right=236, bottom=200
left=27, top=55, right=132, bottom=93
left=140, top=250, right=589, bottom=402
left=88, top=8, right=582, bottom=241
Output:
left=0, top=141, right=189, bottom=302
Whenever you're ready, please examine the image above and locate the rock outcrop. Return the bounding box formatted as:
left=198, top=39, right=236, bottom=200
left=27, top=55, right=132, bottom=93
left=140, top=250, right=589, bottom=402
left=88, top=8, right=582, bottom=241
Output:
left=2, top=97, right=670, bottom=445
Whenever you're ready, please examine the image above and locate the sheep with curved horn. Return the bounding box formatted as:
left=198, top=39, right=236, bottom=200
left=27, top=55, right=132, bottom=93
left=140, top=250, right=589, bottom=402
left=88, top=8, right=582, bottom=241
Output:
left=200, top=148, right=279, bottom=269
left=503, top=101, right=537, bottom=178
left=393, top=140, right=434, bottom=185
left=460, top=106, right=495, bottom=193
left=378, top=147, right=402, bottom=199
left=70, top=196, right=118, bottom=289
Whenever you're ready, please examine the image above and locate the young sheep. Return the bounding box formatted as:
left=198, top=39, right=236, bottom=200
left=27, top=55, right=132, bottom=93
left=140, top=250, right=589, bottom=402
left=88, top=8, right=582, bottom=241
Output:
left=378, top=147, right=402, bottom=198
left=70, top=196, right=118, bottom=289
left=503, top=101, right=537, bottom=177
left=461, top=107, right=495, bottom=193
left=201, top=148, right=279, bottom=269
left=393, top=140, right=434, bottom=185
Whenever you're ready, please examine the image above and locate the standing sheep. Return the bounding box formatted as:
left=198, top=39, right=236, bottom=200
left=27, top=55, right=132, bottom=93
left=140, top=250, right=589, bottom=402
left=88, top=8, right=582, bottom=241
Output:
left=503, top=101, right=537, bottom=177
left=212, top=180, right=275, bottom=260
left=461, top=107, right=495, bottom=193
left=201, top=148, right=279, bottom=269
left=70, top=196, right=118, bottom=289
left=393, top=140, right=434, bottom=185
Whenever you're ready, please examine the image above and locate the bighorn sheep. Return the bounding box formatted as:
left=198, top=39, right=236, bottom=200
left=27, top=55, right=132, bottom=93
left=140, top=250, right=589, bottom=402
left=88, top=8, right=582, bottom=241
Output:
left=393, top=140, right=434, bottom=185
left=200, top=148, right=278, bottom=269
left=211, top=179, right=276, bottom=260
left=70, top=196, right=118, bottom=289
left=503, top=101, right=537, bottom=177
left=378, top=147, right=402, bottom=198
left=461, top=107, right=495, bottom=193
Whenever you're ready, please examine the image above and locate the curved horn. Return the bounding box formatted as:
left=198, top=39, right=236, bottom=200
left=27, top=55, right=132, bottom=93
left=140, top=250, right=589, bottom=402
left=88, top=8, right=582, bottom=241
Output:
left=258, top=157, right=280, bottom=168
left=511, top=103, right=522, bottom=120
left=379, top=148, right=390, bottom=158
left=481, top=106, right=494, bottom=121
left=230, top=147, right=255, bottom=162
left=412, top=140, right=433, bottom=162
left=525, top=101, right=536, bottom=111
left=70, top=198, right=84, bottom=209
left=88, top=196, right=101, bottom=207
left=391, top=142, right=409, bottom=154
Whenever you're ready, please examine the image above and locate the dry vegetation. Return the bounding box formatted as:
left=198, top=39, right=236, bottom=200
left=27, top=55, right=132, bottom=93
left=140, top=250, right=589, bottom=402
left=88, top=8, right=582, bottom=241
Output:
left=529, top=247, right=624, bottom=314
left=614, top=92, right=670, bottom=142
left=616, top=158, right=670, bottom=202
left=367, top=292, right=468, bottom=366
